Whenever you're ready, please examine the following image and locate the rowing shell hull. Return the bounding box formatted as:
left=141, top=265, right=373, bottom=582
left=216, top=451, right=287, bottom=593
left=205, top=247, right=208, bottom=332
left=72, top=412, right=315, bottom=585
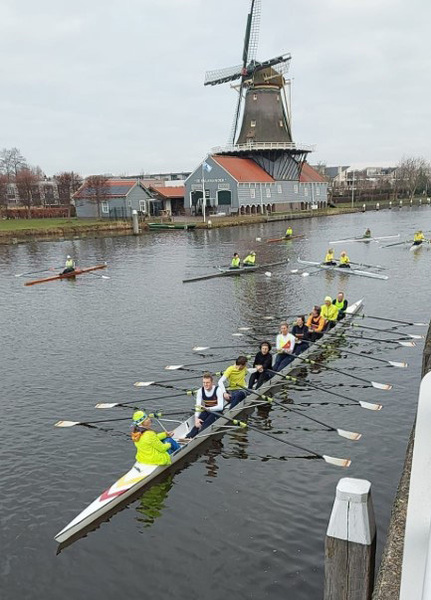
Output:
left=54, top=299, right=363, bottom=545
left=409, top=242, right=424, bottom=252
left=24, top=265, right=107, bottom=286
left=297, top=259, right=388, bottom=280
left=182, top=260, right=288, bottom=283
left=330, top=235, right=400, bottom=244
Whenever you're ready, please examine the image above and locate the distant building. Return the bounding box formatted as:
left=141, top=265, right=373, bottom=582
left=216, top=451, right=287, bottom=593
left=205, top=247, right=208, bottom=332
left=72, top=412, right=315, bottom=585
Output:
left=184, top=156, right=327, bottom=215
left=74, top=179, right=154, bottom=218
left=6, top=179, right=60, bottom=206
left=150, top=186, right=185, bottom=216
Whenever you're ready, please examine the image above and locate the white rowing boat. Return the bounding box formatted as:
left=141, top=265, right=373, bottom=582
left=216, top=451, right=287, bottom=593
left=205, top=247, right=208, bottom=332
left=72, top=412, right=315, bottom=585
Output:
left=297, top=258, right=389, bottom=280
left=54, top=300, right=364, bottom=546
left=330, top=235, right=400, bottom=244
left=409, top=242, right=427, bottom=253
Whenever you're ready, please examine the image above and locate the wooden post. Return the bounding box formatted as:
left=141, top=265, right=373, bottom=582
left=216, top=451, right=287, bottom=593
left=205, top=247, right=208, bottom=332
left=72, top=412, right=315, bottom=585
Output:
left=324, top=477, right=376, bottom=600
left=132, top=210, right=139, bottom=235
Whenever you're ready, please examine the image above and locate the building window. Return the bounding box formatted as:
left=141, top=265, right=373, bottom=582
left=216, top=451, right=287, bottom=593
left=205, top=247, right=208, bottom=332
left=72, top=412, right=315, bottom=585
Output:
left=279, top=120, right=284, bottom=128
left=294, top=184, right=298, bottom=194
left=253, top=94, right=257, bottom=101
left=251, top=120, right=256, bottom=127
left=266, top=188, right=271, bottom=198
left=277, top=184, right=282, bottom=194
left=101, top=201, right=109, bottom=214
left=250, top=188, right=256, bottom=199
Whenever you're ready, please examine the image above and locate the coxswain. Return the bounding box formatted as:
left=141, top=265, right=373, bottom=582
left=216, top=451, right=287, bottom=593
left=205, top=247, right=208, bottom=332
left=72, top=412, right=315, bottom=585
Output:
left=306, top=306, right=325, bottom=342
left=273, top=322, right=296, bottom=371
left=413, top=230, right=425, bottom=245
left=230, top=253, right=241, bottom=269
left=186, top=373, right=225, bottom=439
left=324, top=248, right=336, bottom=266
left=248, top=341, right=273, bottom=389
left=131, top=411, right=181, bottom=466
left=364, top=228, right=371, bottom=238
left=291, top=315, right=309, bottom=355
left=321, top=296, right=339, bottom=330
left=243, top=251, right=256, bottom=267
left=62, top=255, right=75, bottom=274
left=219, top=356, right=248, bottom=408
left=333, top=292, right=348, bottom=320
left=284, top=226, right=293, bottom=239
left=338, top=251, right=351, bottom=268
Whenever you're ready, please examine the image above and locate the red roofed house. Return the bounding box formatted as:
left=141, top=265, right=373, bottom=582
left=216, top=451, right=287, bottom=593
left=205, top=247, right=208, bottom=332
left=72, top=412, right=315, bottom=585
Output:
left=184, top=155, right=327, bottom=216
left=74, top=179, right=154, bottom=218
left=149, top=186, right=186, bottom=216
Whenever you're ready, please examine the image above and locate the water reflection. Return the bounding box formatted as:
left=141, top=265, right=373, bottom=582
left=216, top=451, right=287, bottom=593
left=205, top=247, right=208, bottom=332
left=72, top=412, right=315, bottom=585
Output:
left=136, top=478, right=173, bottom=528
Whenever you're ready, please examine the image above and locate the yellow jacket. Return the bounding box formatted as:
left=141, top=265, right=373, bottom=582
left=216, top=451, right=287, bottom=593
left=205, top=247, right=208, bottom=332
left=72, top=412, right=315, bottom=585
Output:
left=243, top=254, right=256, bottom=265
left=231, top=256, right=240, bottom=267
left=285, top=228, right=293, bottom=237
left=321, top=304, right=339, bottom=322
left=414, top=232, right=425, bottom=242
left=339, top=254, right=350, bottom=264
left=325, top=252, right=334, bottom=262
left=133, top=430, right=171, bottom=465
left=221, top=365, right=247, bottom=390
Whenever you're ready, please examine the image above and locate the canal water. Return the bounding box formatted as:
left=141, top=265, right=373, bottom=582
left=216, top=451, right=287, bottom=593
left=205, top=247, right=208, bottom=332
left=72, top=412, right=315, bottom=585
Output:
left=1, top=208, right=429, bottom=599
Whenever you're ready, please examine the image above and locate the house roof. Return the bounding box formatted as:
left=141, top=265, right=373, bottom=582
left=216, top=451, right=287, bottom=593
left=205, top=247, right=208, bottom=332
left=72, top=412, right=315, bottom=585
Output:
left=75, top=179, right=139, bottom=199
left=151, top=186, right=185, bottom=198
left=211, top=156, right=275, bottom=183
left=300, top=163, right=328, bottom=183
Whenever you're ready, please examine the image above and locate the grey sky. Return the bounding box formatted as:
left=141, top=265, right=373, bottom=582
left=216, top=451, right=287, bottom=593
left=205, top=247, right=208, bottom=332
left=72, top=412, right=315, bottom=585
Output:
left=1, top=0, right=430, bottom=176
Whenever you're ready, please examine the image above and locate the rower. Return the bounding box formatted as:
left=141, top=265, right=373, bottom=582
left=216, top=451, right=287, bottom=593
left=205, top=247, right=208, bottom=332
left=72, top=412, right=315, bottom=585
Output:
left=364, top=228, right=371, bottom=238
left=306, top=306, right=325, bottom=342
left=62, top=255, right=75, bottom=274
left=186, top=373, right=225, bottom=439
left=273, top=322, right=296, bottom=371
left=219, top=356, right=248, bottom=408
left=324, top=248, right=336, bottom=266
left=413, top=230, right=425, bottom=245
left=230, top=253, right=241, bottom=269
left=284, top=226, right=293, bottom=239
left=338, top=251, right=351, bottom=268
left=131, top=410, right=181, bottom=466
left=243, top=251, right=256, bottom=267
left=248, top=341, right=273, bottom=389
left=321, top=296, right=339, bottom=330
left=333, top=292, right=348, bottom=320
left=291, top=315, right=309, bottom=355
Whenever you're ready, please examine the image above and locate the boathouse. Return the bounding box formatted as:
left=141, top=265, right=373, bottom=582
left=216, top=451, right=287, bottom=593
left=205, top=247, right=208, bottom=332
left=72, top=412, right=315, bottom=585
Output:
left=184, top=156, right=327, bottom=216
left=74, top=179, right=154, bottom=218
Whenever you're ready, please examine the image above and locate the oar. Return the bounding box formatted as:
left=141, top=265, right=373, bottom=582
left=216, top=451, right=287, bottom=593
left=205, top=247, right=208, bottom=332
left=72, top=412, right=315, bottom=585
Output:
left=86, top=271, right=110, bottom=280
left=230, top=384, right=361, bottom=441
left=352, top=314, right=427, bottom=327
left=134, top=373, right=209, bottom=388
left=54, top=409, right=190, bottom=428
left=294, top=356, right=392, bottom=390
left=336, top=332, right=415, bottom=348
left=95, top=390, right=190, bottom=409
left=15, top=266, right=59, bottom=278
left=210, top=411, right=351, bottom=467
left=349, top=261, right=386, bottom=270
left=349, top=322, right=424, bottom=340
left=275, top=373, right=383, bottom=411
left=165, top=356, right=251, bottom=370
left=316, top=343, right=407, bottom=368
left=381, top=240, right=409, bottom=248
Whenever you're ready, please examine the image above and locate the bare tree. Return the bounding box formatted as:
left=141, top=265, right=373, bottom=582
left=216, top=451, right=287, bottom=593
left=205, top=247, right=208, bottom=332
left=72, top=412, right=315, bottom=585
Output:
left=0, top=148, right=27, bottom=180
left=0, top=174, right=8, bottom=213
left=84, top=175, right=110, bottom=218
left=396, top=156, right=429, bottom=200
left=54, top=171, right=82, bottom=217
left=15, top=168, right=40, bottom=217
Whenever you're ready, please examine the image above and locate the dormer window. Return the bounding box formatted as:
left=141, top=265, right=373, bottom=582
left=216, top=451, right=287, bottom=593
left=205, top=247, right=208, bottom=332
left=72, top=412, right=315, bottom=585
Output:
left=251, top=120, right=256, bottom=127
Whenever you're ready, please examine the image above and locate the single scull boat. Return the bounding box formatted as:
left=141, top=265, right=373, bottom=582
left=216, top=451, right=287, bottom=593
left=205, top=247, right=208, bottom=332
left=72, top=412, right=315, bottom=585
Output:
left=24, top=264, right=107, bottom=286
left=54, top=299, right=364, bottom=545
left=297, top=259, right=388, bottom=280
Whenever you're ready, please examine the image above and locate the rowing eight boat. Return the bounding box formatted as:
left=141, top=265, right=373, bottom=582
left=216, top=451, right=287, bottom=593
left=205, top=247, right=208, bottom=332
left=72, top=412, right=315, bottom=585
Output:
left=54, top=299, right=364, bottom=545
left=329, top=235, right=400, bottom=244
left=182, top=260, right=288, bottom=283
left=297, top=259, right=388, bottom=280
left=24, top=265, right=107, bottom=286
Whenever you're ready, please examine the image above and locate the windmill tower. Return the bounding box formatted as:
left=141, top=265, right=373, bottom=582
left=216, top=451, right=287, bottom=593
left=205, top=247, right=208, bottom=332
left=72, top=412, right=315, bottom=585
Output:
left=204, top=0, right=312, bottom=180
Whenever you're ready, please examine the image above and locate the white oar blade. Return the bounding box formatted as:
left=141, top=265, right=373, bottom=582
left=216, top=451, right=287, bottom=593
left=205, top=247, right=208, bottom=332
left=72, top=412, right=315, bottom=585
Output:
left=193, top=346, right=210, bottom=352
left=101, top=275, right=110, bottom=279
left=413, top=322, right=427, bottom=326
left=290, top=269, right=299, bottom=273
left=388, top=361, right=408, bottom=368
left=302, top=272, right=310, bottom=277
left=264, top=271, right=272, bottom=277
left=359, top=401, right=383, bottom=411
left=371, top=381, right=392, bottom=390
left=55, top=420, right=80, bottom=427
left=232, top=333, right=243, bottom=337
left=398, top=341, right=415, bottom=347
left=336, top=429, right=362, bottom=441
left=408, top=334, right=424, bottom=340
left=238, top=327, right=252, bottom=331
left=263, top=316, right=274, bottom=320
left=95, top=403, right=118, bottom=409
left=134, top=381, right=155, bottom=387
left=255, top=237, right=261, bottom=242
left=322, top=455, right=351, bottom=468
left=165, top=365, right=184, bottom=371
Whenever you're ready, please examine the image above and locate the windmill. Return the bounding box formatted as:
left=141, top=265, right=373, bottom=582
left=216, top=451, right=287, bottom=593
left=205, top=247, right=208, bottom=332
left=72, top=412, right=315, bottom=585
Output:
left=204, top=0, right=311, bottom=180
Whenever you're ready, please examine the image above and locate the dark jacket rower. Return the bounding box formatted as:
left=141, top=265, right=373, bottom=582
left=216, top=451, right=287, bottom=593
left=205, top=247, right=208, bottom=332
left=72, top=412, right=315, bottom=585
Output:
left=248, top=341, right=273, bottom=389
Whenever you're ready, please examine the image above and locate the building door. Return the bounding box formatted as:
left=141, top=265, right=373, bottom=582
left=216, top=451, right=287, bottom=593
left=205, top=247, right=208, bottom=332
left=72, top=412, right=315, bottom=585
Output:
left=217, top=190, right=232, bottom=207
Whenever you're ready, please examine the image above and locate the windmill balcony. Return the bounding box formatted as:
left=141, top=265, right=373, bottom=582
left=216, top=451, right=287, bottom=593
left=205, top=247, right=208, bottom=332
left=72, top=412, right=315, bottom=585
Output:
left=212, top=141, right=315, bottom=154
